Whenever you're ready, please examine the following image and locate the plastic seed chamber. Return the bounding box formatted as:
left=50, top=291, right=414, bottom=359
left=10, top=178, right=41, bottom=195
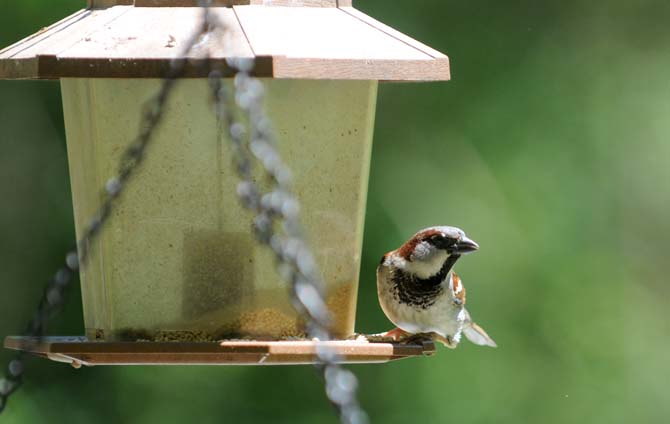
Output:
left=64, top=78, right=376, bottom=340
left=0, top=1, right=451, bottom=344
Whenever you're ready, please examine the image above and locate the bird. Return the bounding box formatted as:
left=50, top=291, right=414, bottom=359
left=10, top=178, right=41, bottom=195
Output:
left=376, top=226, right=496, bottom=348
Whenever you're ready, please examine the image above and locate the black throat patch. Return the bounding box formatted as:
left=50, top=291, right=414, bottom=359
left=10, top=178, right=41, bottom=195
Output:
left=390, top=254, right=460, bottom=309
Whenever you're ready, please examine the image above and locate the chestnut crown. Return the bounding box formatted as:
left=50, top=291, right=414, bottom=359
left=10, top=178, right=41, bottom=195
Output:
left=403, top=226, right=479, bottom=258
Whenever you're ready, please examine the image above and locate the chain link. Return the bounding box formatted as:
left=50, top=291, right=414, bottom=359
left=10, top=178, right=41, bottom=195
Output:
left=206, top=11, right=367, bottom=422
left=0, top=12, right=209, bottom=414
left=1, top=4, right=368, bottom=423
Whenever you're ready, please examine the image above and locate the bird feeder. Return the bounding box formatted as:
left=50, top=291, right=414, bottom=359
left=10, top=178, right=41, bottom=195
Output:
left=1, top=0, right=449, bottom=365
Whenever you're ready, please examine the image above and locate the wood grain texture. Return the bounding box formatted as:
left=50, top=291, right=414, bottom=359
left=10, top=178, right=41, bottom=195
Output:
left=4, top=336, right=436, bottom=366
left=133, top=0, right=337, bottom=6
left=89, top=0, right=340, bottom=7
left=247, top=0, right=338, bottom=6
left=339, top=7, right=448, bottom=59
left=273, top=56, right=450, bottom=81
left=135, top=0, right=252, bottom=6
left=0, top=9, right=89, bottom=58
left=0, top=5, right=450, bottom=80
left=0, top=6, right=133, bottom=79
left=88, top=0, right=133, bottom=8
left=60, top=7, right=253, bottom=59
left=234, top=5, right=428, bottom=60
left=8, top=7, right=133, bottom=60
left=43, top=56, right=273, bottom=78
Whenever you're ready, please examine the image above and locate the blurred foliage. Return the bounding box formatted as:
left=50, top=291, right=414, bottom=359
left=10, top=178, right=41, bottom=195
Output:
left=1, top=1, right=669, bottom=423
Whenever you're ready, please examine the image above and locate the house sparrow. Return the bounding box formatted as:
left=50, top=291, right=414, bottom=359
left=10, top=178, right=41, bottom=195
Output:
left=377, top=226, right=496, bottom=348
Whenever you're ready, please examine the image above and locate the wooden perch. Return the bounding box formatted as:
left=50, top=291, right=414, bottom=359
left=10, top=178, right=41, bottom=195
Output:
left=4, top=336, right=436, bottom=366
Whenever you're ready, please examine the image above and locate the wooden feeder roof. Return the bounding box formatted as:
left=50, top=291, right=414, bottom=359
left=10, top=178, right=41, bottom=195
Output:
left=0, top=1, right=450, bottom=81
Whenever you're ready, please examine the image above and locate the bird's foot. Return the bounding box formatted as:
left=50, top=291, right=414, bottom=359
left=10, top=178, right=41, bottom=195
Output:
left=369, top=328, right=432, bottom=345
left=363, top=327, right=411, bottom=343
left=383, top=327, right=412, bottom=341
left=431, top=333, right=458, bottom=349
left=363, top=329, right=453, bottom=347
left=400, top=332, right=434, bottom=345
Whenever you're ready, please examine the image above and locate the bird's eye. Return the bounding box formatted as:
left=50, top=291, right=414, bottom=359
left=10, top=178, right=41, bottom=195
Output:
left=428, top=234, right=458, bottom=250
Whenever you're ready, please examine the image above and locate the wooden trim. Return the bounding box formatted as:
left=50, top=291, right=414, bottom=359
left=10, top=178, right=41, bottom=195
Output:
left=232, top=6, right=257, bottom=56
left=273, top=56, right=450, bottom=82
left=87, top=0, right=341, bottom=6
left=4, top=336, right=436, bottom=366
left=339, top=7, right=448, bottom=59
left=88, top=0, right=133, bottom=7
left=2, top=6, right=133, bottom=62
left=133, top=0, right=338, bottom=6
left=0, top=9, right=89, bottom=58
left=0, top=56, right=272, bottom=80
left=134, top=0, right=249, bottom=6
left=42, top=56, right=273, bottom=79
left=0, top=5, right=451, bottom=81
left=0, top=56, right=449, bottom=81
left=247, top=0, right=338, bottom=5
left=0, top=58, right=38, bottom=80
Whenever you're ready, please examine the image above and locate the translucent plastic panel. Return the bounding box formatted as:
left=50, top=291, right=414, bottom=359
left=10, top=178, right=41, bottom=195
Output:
left=61, top=78, right=377, bottom=341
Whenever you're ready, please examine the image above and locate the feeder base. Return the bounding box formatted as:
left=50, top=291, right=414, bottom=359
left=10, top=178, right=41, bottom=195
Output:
left=3, top=336, right=436, bottom=366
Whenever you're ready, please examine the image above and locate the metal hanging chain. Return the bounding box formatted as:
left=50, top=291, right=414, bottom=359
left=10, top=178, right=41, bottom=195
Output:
left=0, top=14, right=210, bottom=415
left=206, top=12, right=367, bottom=424
left=1, top=4, right=368, bottom=423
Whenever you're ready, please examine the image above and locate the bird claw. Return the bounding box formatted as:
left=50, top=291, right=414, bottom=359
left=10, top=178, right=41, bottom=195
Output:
left=360, top=329, right=454, bottom=347
left=400, top=332, right=434, bottom=345
left=360, top=328, right=410, bottom=343
left=370, top=328, right=433, bottom=345
left=383, top=327, right=411, bottom=341
left=432, top=333, right=457, bottom=349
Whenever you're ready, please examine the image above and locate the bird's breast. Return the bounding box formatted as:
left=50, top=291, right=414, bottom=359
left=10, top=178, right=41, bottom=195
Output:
left=387, top=267, right=444, bottom=309
left=377, top=265, right=463, bottom=336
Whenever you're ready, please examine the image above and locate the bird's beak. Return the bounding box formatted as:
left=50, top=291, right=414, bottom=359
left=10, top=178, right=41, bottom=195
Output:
left=455, top=236, right=479, bottom=254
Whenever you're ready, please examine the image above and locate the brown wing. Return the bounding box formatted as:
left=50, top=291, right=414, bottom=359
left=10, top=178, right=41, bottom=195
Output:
left=451, top=272, right=466, bottom=305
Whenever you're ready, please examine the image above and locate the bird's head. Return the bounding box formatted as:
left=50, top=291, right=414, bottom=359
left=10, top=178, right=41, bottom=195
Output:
left=390, top=226, right=479, bottom=279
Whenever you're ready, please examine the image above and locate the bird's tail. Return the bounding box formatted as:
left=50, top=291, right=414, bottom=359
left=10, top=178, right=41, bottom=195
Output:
left=462, top=309, right=497, bottom=348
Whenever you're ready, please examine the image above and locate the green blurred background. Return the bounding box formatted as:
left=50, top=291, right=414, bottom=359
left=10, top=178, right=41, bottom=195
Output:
left=1, top=1, right=669, bottom=423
